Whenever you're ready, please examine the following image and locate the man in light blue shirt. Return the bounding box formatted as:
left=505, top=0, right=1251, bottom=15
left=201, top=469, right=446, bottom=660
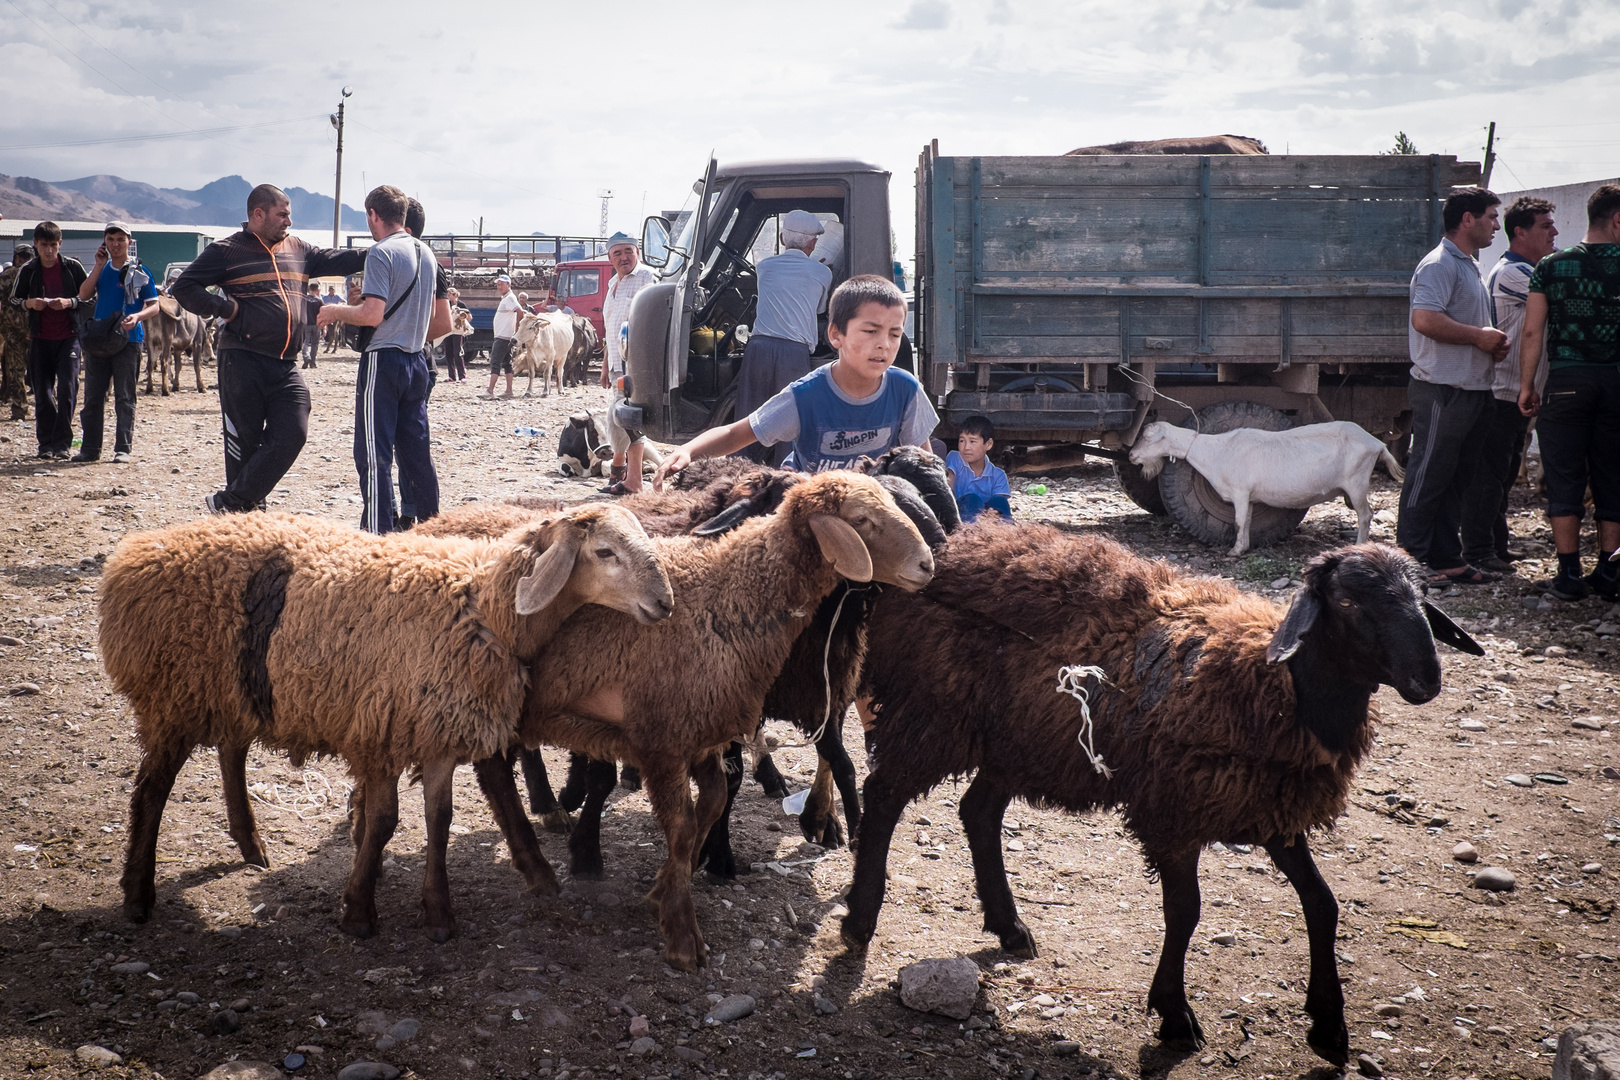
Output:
left=737, top=209, right=834, bottom=465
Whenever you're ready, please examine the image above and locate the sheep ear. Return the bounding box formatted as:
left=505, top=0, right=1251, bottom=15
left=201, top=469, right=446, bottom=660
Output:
left=808, top=514, right=873, bottom=582
left=1424, top=600, right=1485, bottom=656
left=514, top=529, right=581, bottom=615
left=1266, top=590, right=1321, bottom=663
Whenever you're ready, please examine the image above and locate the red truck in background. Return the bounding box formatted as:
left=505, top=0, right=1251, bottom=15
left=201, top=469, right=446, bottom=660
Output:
left=550, top=257, right=614, bottom=341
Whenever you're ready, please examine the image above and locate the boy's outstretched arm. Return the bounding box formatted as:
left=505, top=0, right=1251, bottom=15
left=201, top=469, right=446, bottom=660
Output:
left=652, top=418, right=760, bottom=491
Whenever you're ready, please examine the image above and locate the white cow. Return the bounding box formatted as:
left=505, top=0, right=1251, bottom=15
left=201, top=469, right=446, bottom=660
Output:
left=511, top=312, right=572, bottom=397
left=1128, top=420, right=1406, bottom=555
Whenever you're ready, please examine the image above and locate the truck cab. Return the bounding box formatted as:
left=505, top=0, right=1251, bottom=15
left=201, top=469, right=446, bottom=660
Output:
left=551, top=257, right=613, bottom=340
left=625, top=158, right=893, bottom=443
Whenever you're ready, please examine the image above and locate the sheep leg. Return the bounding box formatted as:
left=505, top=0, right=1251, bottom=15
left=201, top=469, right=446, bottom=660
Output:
left=642, top=763, right=707, bottom=971
left=1145, top=845, right=1206, bottom=1050
left=193, top=349, right=205, bottom=392
left=960, top=774, right=1037, bottom=957
left=472, top=754, right=561, bottom=896
left=1349, top=484, right=1373, bottom=544
left=803, top=715, right=859, bottom=849
left=418, top=756, right=458, bottom=943
left=514, top=746, right=573, bottom=833
left=217, top=742, right=269, bottom=868
left=752, top=752, right=790, bottom=800
left=696, top=741, right=746, bottom=881
left=1264, top=833, right=1348, bottom=1068
left=799, top=755, right=839, bottom=847
left=558, top=751, right=591, bottom=812
left=620, top=763, right=642, bottom=791
left=839, top=770, right=912, bottom=953
left=689, top=749, right=730, bottom=874
left=338, top=772, right=399, bottom=939
left=120, top=740, right=193, bottom=923
left=567, top=756, right=618, bottom=881
left=1229, top=492, right=1252, bottom=556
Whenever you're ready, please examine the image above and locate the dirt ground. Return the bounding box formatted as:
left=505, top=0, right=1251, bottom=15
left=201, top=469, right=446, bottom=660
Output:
left=0, top=349, right=1615, bottom=1080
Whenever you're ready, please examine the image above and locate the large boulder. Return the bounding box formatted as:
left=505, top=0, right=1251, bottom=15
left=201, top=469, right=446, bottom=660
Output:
left=897, top=956, right=981, bottom=1020
left=1555, top=1020, right=1620, bottom=1080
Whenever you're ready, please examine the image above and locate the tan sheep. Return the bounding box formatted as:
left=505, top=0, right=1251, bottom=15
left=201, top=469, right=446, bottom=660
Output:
left=100, top=505, right=671, bottom=942
left=473, top=471, right=937, bottom=971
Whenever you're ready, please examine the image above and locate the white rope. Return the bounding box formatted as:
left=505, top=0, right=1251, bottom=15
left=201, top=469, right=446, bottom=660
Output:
left=806, top=583, right=865, bottom=747
left=1055, top=665, right=1114, bottom=779
left=246, top=768, right=351, bottom=820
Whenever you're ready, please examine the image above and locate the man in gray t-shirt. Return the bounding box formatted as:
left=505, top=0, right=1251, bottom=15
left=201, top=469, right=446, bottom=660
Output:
left=1395, top=187, right=1510, bottom=583
left=318, top=185, right=444, bottom=534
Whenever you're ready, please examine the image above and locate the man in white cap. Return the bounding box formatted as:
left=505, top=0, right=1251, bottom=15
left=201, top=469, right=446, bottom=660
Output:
left=737, top=209, right=834, bottom=465
left=600, top=231, right=656, bottom=493
left=485, top=274, right=520, bottom=399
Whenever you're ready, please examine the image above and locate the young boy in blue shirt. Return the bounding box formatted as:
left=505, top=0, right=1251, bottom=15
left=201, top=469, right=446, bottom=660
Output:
left=945, top=414, right=1012, bottom=522
left=653, top=274, right=938, bottom=484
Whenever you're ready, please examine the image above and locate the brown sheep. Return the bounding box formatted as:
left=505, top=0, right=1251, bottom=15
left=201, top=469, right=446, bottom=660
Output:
left=100, top=506, right=671, bottom=942
left=839, top=525, right=1481, bottom=1068
left=473, top=471, right=937, bottom=971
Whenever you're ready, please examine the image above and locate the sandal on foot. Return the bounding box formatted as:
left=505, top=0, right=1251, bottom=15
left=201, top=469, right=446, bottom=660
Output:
left=1427, top=564, right=1499, bottom=586
left=601, top=480, right=635, bottom=496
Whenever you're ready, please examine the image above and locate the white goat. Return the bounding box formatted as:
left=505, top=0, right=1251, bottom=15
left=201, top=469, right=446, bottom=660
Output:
left=512, top=312, right=572, bottom=397
left=1129, top=420, right=1405, bottom=555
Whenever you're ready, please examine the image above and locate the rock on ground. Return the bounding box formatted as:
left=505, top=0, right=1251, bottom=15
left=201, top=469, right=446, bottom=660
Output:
left=337, top=1064, right=401, bottom=1080
left=1473, top=867, right=1517, bottom=892
left=202, top=1063, right=284, bottom=1080
left=74, top=1045, right=122, bottom=1068
left=706, top=994, right=757, bottom=1023
left=898, top=956, right=981, bottom=1020
left=1554, top=1019, right=1620, bottom=1080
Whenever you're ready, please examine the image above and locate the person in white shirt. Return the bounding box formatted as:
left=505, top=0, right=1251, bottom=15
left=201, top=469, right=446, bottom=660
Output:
left=600, top=233, right=657, bottom=494
left=738, top=209, right=834, bottom=466
left=485, top=274, right=521, bottom=399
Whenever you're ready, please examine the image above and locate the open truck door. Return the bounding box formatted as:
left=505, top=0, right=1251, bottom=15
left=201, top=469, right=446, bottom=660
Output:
left=624, top=156, right=718, bottom=443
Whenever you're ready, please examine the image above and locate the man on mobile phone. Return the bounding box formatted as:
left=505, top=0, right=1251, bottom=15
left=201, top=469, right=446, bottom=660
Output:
left=73, top=222, right=158, bottom=464
left=8, top=222, right=89, bottom=458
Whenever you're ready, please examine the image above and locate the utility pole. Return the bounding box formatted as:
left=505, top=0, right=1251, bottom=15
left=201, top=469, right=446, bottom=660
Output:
left=597, top=189, right=614, bottom=239
left=1482, top=121, right=1497, bottom=189
left=330, top=86, right=353, bottom=248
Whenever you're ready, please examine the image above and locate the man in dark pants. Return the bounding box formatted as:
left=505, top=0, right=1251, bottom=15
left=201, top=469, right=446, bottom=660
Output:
left=393, top=197, right=451, bottom=528
left=318, top=185, right=449, bottom=533
left=736, top=209, right=833, bottom=466
left=1396, top=187, right=1510, bottom=585
left=0, top=244, right=34, bottom=420
left=73, top=222, right=159, bottom=463
left=174, top=184, right=366, bottom=513
left=302, top=282, right=323, bottom=369
left=1517, top=184, right=1620, bottom=601
left=1461, top=196, right=1558, bottom=573
left=9, top=222, right=89, bottom=458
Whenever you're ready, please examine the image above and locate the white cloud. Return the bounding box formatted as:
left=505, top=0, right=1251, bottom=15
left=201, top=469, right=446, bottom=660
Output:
left=894, top=0, right=952, bottom=28
left=0, top=0, right=1614, bottom=254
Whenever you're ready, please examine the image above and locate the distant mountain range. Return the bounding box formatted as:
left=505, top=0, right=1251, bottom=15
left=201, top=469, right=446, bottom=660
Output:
left=0, top=172, right=366, bottom=231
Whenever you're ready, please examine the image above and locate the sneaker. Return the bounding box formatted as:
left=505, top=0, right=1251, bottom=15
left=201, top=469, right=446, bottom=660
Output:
left=1537, top=573, right=1591, bottom=602
left=1473, top=556, right=1515, bottom=575
left=36, top=449, right=52, bottom=460
left=69, top=452, right=97, bottom=463
left=203, top=493, right=226, bottom=514
left=112, top=451, right=131, bottom=463
left=49, top=449, right=71, bottom=460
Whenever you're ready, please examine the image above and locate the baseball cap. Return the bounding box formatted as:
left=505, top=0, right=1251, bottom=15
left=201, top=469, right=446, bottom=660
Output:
left=606, top=232, right=637, bottom=252
left=104, top=221, right=133, bottom=237
left=495, top=274, right=512, bottom=283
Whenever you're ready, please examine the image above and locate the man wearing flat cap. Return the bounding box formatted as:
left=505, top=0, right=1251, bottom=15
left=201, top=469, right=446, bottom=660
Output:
left=738, top=209, right=834, bottom=466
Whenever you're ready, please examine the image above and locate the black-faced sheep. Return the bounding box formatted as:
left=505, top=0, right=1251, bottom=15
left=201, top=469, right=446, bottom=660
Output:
left=99, top=506, right=670, bottom=942
left=475, top=471, right=936, bottom=971
left=838, top=528, right=1481, bottom=1068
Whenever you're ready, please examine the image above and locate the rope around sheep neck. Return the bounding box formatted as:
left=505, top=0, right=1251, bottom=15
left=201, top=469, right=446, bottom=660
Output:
left=806, top=583, right=869, bottom=746
left=1055, top=664, right=1114, bottom=779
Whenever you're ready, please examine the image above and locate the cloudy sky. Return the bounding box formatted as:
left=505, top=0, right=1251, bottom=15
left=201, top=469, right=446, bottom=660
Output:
left=3, top=0, right=1617, bottom=249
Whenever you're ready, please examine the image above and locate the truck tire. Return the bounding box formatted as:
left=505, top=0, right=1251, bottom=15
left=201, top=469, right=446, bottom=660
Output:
left=1113, top=459, right=1168, bottom=516
left=1158, top=400, right=1308, bottom=551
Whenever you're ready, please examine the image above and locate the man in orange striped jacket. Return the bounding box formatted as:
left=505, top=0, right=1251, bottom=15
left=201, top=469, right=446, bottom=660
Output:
left=173, top=183, right=366, bottom=514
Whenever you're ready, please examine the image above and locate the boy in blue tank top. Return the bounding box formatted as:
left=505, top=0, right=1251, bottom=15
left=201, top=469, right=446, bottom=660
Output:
left=653, top=275, right=938, bottom=485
